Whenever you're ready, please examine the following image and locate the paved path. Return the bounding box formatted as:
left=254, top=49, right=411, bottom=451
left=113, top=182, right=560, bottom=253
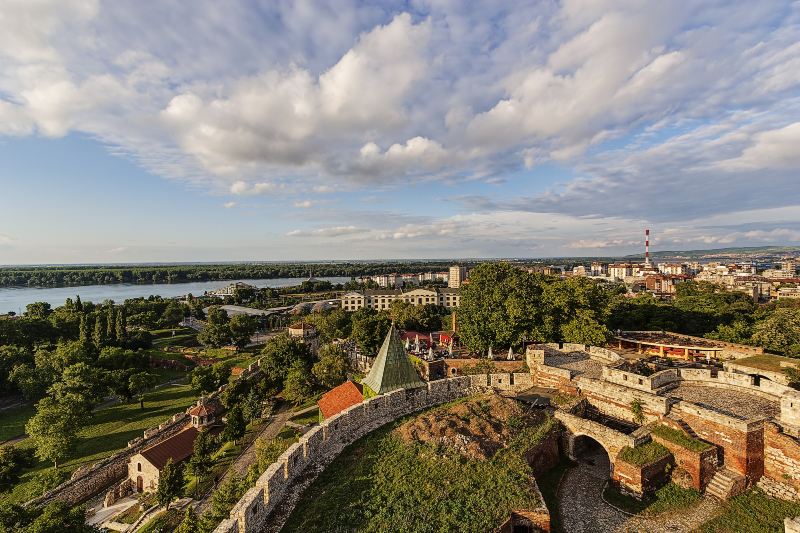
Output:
left=196, top=403, right=292, bottom=513
left=557, top=448, right=720, bottom=533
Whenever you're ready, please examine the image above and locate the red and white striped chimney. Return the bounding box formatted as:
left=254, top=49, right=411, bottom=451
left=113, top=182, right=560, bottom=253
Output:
left=645, top=228, right=651, bottom=268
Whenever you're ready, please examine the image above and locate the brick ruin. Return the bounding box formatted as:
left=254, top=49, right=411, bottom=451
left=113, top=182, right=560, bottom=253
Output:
left=527, top=342, right=800, bottom=501
left=213, top=341, right=800, bottom=533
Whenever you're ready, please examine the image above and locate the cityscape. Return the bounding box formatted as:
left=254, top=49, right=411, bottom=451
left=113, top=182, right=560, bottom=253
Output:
left=2, top=2, right=800, bottom=533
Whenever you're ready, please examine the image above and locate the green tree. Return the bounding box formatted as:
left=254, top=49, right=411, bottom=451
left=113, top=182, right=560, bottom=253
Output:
left=260, top=334, right=312, bottom=384
left=129, top=371, right=157, bottom=409
left=197, top=323, right=231, bottom=348
left=156, top=458, right=184, bottom=509
left=93, top=315, right=106, bottom=349
left=312, top=344, right=349, bottom=389
left=229, top=315, right=258, bottom=349
left=560, top=309, right=610, bottom=346
left=115, top=307, right=127, bottom=343
left=188, top=430, right=214, bottom=493
left=176, top=506, right=200, bottom=533
left=752, top=307, right=800, bottom=355
left=350, top=309, right=391, bottom=355
left=207, top=306, right=229, bottom=326
left=283, top=363, right=314, bottom=405
left=9, top=364, right=48, bottom=401
left=223, top=405, right=246, bottom=444
left=26, top=397, right=84, bottom=468
left=0, top=445, right=35, bottom=490
left=74, top=295, right=83, bottom=312
left=206, top=474, right=245, bottom=525
left=106, top=307, right=117, bottom=344
left=25, top=302, right=52, bottom=320
left=78, top=314, right=90, bottom=345
left=48, top=362, right=106, bottom=411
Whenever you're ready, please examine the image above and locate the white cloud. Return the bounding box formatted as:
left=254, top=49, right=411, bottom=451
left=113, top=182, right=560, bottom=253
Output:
left=293, top=200, right=313, bottom=208
left=287, top=226, right=362, bottom=238
left=108, top=246, right=127, bottom=253
left=718, top=122, right=800, bottom=170
left=229, top=181, right=281, bottom=196
left=223, top=201, right=237, bottom=209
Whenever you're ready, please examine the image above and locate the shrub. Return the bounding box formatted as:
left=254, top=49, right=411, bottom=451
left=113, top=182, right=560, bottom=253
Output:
left=650, top=424, right=712, bottom=452
left=618, top=442, right=671, bottom=467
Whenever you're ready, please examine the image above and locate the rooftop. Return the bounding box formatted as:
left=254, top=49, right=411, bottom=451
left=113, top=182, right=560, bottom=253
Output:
left=140, top=426, right=200, bottom=470
left=318, top=380, right=364, bottom=419
left=361, top=326, right=426, bottom=394
left=664, top=384, right=780, bottom=421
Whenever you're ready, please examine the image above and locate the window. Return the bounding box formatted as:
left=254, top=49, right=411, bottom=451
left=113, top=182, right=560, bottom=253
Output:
left=137, top=463, right=142, bottom=472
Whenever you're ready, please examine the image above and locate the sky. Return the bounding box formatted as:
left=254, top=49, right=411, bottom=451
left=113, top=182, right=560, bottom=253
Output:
left=1, top=0, right=799, bottom=264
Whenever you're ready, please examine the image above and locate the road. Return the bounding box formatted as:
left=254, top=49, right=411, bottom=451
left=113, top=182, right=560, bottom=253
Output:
left=196, top=402, right=292, bottom=513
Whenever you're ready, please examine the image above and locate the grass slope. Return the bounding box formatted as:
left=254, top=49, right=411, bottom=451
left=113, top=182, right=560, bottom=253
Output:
left=0, top=383, right=197, bottom=505
left=699, top=488, right=800, bottom=533
left=283, top=409, right=555, bottom=532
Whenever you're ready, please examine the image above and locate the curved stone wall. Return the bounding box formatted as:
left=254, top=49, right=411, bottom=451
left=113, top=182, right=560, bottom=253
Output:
left=213, top=375, right=490, bottom=533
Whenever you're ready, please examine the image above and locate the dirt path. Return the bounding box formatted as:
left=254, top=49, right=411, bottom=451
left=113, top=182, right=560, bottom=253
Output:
left=196, top=403, right=292, bottom=513
left=557, top=448, right=720, bottom=533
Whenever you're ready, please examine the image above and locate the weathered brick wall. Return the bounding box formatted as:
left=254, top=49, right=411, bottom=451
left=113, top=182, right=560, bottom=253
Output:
left=524, top=428, right=560, bottom=478
left=650, top=432, right=717, bottom=491
left=532, top=364, right=576, bottom=393
left=763, top=422, right=800, bottom=500
left=214, top=375, right=489, bottom=533
left=674, top=403, right=764, bottom=483
left=587, top=346, right=623, bottom=364
left=613, top=453, right=673, bottom=497
left=576, top=377, right=669, bottom=423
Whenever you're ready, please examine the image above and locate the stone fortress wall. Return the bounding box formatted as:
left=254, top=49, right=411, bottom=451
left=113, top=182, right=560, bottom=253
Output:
left=216, top=341, right=800, bottom=532
left=529, top=342, right=800, bottom=500
left=27, top=359, right=265, bottom=508
left=213, top=374, right=504, bottom=533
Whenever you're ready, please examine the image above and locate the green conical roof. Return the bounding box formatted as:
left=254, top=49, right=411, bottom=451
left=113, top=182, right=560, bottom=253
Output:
left=361, top=326, right=426, bottom=394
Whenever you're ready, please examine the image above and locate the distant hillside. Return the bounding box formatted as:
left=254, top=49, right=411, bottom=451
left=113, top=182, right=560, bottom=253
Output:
left=623, top=245, right=800, bottom=260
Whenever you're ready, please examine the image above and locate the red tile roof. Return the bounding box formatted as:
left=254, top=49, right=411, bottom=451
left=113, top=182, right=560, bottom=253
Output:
left=140, top=427, right=199, bottom=470
left=187, top=399, right=222, bottom=418
left=318, top=381, right=364, bottom=420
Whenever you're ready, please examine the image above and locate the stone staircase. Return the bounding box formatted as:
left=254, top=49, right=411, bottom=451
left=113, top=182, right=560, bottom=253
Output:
left=667, top=415, right=701, bottom=439
left=705, top=468, right=746, bottom=500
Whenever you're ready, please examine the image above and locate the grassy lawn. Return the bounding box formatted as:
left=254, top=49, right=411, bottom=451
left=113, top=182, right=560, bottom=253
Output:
left=283, top=406, right=555, bottom=532
left=138, top=507, right=183, bottom=533
left=0, top=403, right=35, bottom=443
left=603, top=482, right=701, bottom=516
left=150, top=328, right=199, bottom=349
left=732, top=354, right=798, bottom=374
left=0, top=383, right=198, bottom=505
left=289, top=408, right=319, bottom=426
left=699, top=488, right=800, bottom=533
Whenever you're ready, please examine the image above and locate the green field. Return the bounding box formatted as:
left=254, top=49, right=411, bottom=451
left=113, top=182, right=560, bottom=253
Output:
left=283, top=408, right=555, bottom=532
left=0, top=383, right=198, bottom=505
left=0, top=404, right=36, bottom=443
left=699, top=488, right=800, bottom=533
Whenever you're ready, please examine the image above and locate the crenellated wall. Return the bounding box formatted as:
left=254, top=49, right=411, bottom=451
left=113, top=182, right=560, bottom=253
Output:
left=213, top=375, right=490, bottom=533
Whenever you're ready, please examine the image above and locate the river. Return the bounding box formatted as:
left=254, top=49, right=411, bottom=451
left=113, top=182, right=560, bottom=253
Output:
left=0, top=277, right=351, bottom=314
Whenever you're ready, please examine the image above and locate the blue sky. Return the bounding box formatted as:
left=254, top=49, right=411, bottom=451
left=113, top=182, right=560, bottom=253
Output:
left=1, top=1, right=799, bottom=264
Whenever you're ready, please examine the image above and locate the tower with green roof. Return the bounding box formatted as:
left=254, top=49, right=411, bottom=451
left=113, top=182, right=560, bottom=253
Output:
left=361, top=325, right=426, bottom=395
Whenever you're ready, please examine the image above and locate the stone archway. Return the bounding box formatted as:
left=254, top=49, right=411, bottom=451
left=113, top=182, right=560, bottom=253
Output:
left=568, top=434, right=612, bottom=477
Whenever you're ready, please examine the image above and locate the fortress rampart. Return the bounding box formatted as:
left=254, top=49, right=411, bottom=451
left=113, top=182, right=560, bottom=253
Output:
left=213, top=375, right=494, bottom=533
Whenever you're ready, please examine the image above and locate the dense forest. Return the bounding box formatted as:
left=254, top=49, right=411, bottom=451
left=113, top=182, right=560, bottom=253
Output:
left=0, top=262, right=475, bottom=288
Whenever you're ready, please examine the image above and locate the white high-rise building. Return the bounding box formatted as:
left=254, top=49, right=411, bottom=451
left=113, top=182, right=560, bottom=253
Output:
left=448, top=265, right=467, bottom=288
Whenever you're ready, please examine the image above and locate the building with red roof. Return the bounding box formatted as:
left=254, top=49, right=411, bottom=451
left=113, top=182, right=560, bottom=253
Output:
left=318, top=380, right=364, bottom=420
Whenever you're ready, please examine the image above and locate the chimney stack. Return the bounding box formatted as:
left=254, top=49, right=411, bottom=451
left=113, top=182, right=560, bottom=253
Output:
left=645, top=228, right=651, bottom=268
left=452, top=311, right=457, bottom=332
